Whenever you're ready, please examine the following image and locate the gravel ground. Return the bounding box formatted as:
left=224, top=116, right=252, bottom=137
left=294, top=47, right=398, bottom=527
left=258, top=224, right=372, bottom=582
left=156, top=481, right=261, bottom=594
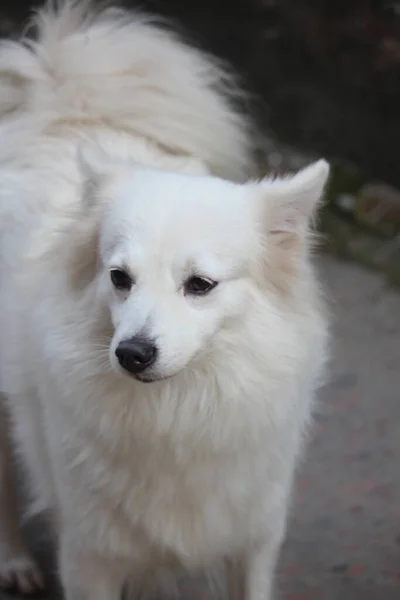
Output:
left=1, top=254, right=399, bottom=600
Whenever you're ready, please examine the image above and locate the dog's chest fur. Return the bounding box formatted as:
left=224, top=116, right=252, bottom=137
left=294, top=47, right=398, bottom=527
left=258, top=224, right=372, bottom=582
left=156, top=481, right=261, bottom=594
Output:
left=55, top=373, right=288, bottom=570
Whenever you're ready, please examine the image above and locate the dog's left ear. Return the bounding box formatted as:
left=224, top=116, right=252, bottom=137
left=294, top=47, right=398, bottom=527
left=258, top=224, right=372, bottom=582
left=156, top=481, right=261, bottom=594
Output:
left=255, top=160, right=330, bottom=293
left=263, top=160, right=330, bottom=240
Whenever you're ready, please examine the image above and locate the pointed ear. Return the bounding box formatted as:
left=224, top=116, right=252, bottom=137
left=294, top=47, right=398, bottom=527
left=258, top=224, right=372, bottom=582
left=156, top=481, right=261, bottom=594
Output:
left=67, top=144, right=116, bottom=291
left=77, top=142, right=114, bottom=208
left=254, top=160, right=329, bottom=295
left=263, top=160, right=330, bottom=238
left=77, top=142, right=111, bottom=181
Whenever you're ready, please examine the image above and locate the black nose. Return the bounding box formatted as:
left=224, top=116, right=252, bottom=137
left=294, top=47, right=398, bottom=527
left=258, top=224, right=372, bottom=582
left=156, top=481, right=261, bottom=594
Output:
left=115, top=338, right=158, bottom=374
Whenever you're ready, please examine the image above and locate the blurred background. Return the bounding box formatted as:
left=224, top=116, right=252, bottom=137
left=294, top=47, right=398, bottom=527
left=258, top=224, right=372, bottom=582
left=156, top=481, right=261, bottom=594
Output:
left=1, top=2, right=400, bottom=600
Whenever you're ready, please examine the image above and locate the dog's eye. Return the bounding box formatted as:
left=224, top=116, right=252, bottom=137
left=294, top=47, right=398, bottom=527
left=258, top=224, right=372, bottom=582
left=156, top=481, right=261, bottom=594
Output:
left=110, top=268, right=133, bottom=291
left=185, top=276, right=217, bottom=296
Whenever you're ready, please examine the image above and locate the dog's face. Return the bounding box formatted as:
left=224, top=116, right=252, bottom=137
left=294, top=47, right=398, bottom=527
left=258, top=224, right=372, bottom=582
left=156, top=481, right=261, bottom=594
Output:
left=76, top=147, right=329, bottom=382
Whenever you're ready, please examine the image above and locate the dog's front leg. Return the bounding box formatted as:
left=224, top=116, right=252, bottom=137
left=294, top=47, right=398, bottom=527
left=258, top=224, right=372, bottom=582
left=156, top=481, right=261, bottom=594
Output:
left=0, top=398, right=44, bottom=594
left=59, top=536, right=127, bottom=600
left=226, top=557, right=245, bottom=600
left=227, top=523, right=286, bottom=600
left=244, top=535, right=284, bottom=600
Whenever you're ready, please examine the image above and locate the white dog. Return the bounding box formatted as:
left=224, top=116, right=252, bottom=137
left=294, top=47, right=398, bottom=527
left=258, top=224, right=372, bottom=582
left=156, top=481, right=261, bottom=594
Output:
left=0, top=2, right=329, bottom=599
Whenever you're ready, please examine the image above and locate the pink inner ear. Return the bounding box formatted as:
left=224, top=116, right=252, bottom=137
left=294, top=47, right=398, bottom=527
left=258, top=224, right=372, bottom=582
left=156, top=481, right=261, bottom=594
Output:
left=270, top=205, right=303, bottom=235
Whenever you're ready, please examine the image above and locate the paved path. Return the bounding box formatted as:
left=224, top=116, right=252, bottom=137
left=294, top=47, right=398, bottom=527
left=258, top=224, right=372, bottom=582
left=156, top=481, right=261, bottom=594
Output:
left=1, top=255, right=400, bottom=600
left=281, top=256, right=400, bottom=600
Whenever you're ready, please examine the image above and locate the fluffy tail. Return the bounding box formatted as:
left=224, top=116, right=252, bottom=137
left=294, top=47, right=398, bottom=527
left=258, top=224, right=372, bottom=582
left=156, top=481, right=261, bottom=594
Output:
left=0, top=0, right=254, bottom=180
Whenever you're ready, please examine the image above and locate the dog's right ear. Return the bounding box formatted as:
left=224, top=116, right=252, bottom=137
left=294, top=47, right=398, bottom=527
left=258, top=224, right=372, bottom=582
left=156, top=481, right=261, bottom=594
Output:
left=67, top=143, right=114, bottom=291
left=77, top=142, right=113, bottom=207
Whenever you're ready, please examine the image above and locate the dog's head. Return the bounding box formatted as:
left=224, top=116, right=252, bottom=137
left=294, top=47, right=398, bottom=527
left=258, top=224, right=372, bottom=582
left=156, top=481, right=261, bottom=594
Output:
left=71, top=145, right=329, bottom=382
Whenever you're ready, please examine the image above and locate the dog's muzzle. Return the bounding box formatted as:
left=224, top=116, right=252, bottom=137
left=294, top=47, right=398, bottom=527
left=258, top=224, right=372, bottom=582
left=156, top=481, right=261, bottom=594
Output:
left=115, top=337, right=158, bottom=375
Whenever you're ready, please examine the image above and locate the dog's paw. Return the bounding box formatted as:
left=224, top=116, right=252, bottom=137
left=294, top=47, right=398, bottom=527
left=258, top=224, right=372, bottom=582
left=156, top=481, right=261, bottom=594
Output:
left=0, top=551, right=44, bottom=596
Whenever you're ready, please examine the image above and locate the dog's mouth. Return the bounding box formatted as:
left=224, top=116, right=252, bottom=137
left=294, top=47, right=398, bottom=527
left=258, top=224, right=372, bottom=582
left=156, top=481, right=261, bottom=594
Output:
left=112, top=359, right=167, bottom=383
left=125, top=371, right=172, bottom=384
left=134, top=373, right=175, bottom=384
left=133, top=374, right=157, bottom=383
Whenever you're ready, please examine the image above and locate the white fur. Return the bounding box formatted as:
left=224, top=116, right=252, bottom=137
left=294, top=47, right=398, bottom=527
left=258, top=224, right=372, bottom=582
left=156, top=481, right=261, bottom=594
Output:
left=0, top=2, right=329, bottom=599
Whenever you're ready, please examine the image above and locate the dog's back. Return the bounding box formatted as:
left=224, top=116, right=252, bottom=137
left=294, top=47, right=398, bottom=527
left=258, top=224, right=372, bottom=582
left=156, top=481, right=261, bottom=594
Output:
left=0, top=0, right=253, bottom=180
